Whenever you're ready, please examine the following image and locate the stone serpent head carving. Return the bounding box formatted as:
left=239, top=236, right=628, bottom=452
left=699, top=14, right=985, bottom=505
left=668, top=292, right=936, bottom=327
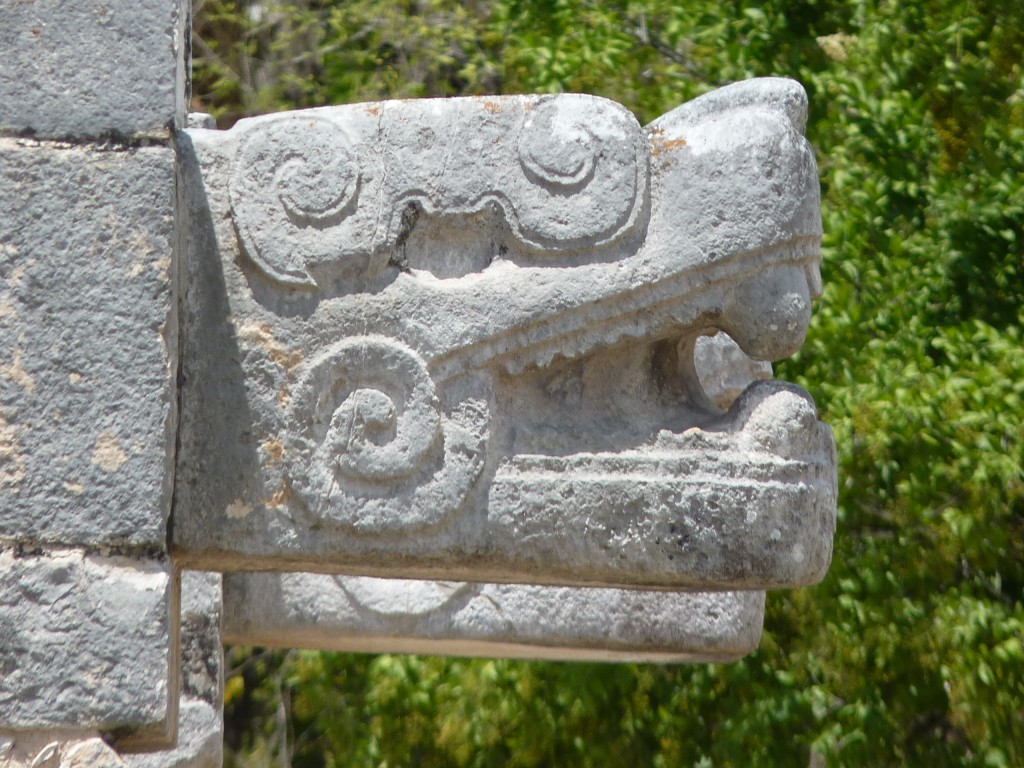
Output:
left=176, top=78, right=836, bottom=591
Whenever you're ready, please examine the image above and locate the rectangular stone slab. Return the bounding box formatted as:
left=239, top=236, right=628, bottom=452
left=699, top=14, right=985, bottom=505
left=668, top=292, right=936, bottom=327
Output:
left=223, top=573, right=764, bottom=663
left=0, top=550, right=174, bottom=747
left=0, top=0, right=188, bottom=140
left=0, top=572, right=221, bottom=765
left=173, top=84, right=836, bottom=590
left=125, top=571, right=223, bottom=768
left=0, top=140, right=177, bottom=551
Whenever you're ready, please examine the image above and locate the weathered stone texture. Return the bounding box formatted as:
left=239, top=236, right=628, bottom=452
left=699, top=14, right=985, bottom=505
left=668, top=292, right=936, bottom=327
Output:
left=124, top=572, right=223, bottom=768
left=0, top=572, right=222, bottom=766
left=0, top=1, right=188, bottom=140
left=119, top=702, right=220, bottom=768
left=224, top=572, right=764, bottom=663
left=174, top=80, right=836, bottom=590
left=0, top=551, right=172, bottom=740
left=0, top=141, right=177, bottom=550
left=0, top=734, right=128, bottom=768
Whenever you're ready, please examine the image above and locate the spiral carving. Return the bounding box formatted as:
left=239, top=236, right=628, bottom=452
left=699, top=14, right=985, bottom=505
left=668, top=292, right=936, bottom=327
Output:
left=287, top=337, right=488, bottom=532
left=513, top=96, right=645, bottom=249
left=230, top=115, right=360, bottom=287
left=518, top=101, right=598, bottom=191
left=298, top=338, right=440, bottom=484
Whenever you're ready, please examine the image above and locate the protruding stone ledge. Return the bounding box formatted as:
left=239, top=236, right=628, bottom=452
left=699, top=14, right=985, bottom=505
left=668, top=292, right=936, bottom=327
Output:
left=223, top=573, right=764, bottom=663
left=124, top=572, right=223, bottom=768
left=173, top=82, right=837, bottom=591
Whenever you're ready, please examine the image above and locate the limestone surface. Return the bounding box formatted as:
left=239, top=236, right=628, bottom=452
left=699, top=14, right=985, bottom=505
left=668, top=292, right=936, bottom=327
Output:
left=222, top=335, right=769, bottom=663
left=124, top=573, right=223, bottom=768
left=224, top=572, right=764, bottom=663
left=0, top=0, right=188, bottom=140
left=174, top=78, right=836, bottom=590
left=0, top=735, right=128, bottom=768
left=0, top=551, right=173, bottom=745
left=0, top=141, right=177, bottom=551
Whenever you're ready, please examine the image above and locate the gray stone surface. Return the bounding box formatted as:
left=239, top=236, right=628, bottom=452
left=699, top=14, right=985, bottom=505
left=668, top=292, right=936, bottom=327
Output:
left=224, top=572, right=764, bottom=663
left=223, top=335, right=769, bottom=663
left=694, top=334, right=773, bottom=410
left=124, top=573, right=223, bottom=768
left=0, top=140, right=177, bottom=551
left=121, top=702, right=220, bottom=768
left=0, top=0, right=188, bottom=140
left=174, top=78, right=837, bottom=589
left=0, top=550, right=173, bottom=745
left=0, top=572, right=223, bottom=766
left=0, top=734, right=128, bottom=768
left=0, top=0, right=186, bottom=747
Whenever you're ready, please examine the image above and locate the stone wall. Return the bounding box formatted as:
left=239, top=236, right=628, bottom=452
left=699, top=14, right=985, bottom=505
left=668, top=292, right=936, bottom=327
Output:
left=0, top=0, right=187, bottom=754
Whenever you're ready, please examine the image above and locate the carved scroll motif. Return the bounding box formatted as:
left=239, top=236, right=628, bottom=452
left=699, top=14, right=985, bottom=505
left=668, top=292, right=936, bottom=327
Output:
left=228, top=95, right=648, bottom=288
left=285, top=337, right=487, bottom=533
left=230, top=116, right=361, bottom=286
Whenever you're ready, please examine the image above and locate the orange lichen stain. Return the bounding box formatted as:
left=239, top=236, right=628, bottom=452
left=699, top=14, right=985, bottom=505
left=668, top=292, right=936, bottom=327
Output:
left=483, top=100, right=503, bottom=114
left=277, top=384, right=290, bottom=409
left=265, top=482, right=292, bottom=509
left=650, top=134, right=688, bottom=157
left=151, top=255, right=171, bottom=279
left=237, top=323, right=303, bottom=373
left=63, top=480, right=85, bottom=495
left=365, top=105, right=382, bottom=116
left=6, top=264, right=26, bottom=288
left=263, top=437, right=285, bottom=464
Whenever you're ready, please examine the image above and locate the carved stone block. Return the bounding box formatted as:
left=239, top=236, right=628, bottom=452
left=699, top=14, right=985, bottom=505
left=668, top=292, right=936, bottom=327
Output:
left=0, top=141, right=177, bottom=551
left=0, top=550, right=173, bottom=746
left=0, top=0, right=188, bottom=139
left=223, top=572, right=763, bottom=663
left=174, top=78, right=836, bottom=590
left=223, top=337, right=769, bottom=663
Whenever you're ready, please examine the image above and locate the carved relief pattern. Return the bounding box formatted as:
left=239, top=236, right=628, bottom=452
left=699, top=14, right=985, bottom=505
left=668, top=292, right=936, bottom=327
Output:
left=286, top=337, right=488, bottom=532
left=335, top=576, right=472, bottom=617
left=193, top=81, right=836, bottom=583
left=228, top=95, right=648, bottom=289
left=230, top=115, right=361, bottom=286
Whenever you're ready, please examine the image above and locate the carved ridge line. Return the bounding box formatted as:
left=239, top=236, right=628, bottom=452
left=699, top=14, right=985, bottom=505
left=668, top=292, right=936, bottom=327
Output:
left=386, top=178, right=644, bottom=251
left=430, top=235, right=821, bottom=381
left=492, top=472, right=833, bottom=490
left=505, top=452, right=833, bottom=472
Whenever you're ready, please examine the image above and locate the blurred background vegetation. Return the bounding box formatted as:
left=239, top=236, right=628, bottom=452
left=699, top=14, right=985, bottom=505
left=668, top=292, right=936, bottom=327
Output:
left=190, top=1, right=1024, bottom=765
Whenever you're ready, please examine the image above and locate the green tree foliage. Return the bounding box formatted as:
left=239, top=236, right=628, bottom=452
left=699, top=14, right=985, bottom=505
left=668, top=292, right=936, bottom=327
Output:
left=193, top=1, right=1024, bottom=765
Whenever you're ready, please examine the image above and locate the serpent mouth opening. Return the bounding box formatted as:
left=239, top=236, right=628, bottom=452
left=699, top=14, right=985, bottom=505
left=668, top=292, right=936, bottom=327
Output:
left=491, top=329, right=788, bottom=460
